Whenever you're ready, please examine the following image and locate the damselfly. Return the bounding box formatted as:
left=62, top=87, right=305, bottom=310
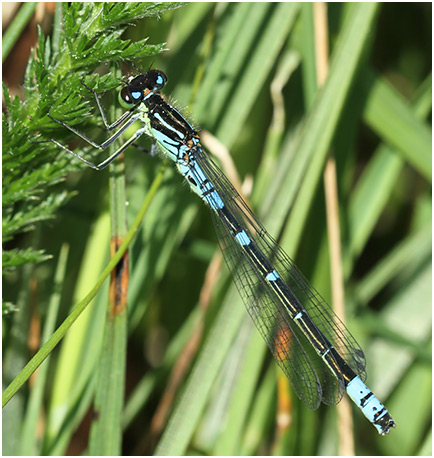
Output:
left=38, top=69, right=395, bottom=435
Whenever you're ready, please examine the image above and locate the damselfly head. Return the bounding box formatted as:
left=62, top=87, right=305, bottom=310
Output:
left=120, top=70, right=167, bottom=106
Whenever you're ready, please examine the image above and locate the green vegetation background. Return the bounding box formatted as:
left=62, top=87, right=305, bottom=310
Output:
left=2, top=3, right=431, bottom=456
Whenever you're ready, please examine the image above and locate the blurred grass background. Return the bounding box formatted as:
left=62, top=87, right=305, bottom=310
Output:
left=2, top=2, right=431, bottom=456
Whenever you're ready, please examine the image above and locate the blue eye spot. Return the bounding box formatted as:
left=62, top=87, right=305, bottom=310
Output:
left=132, top=91, right=141, bottom=100
left=156, top=75, right=163, bottom=85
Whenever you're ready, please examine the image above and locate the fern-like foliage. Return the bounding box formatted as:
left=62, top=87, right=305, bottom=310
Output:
left=2, top=2, right=183, bottom=308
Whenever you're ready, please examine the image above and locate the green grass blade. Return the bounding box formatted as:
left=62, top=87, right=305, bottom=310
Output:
left=362, top=70, right=432, bottom=180
left=19, top=244, right=69, bottom=455
left=154, top=288, right=246, bottom=456
left=239, top=366, right=277, bottom=455
left=349, top=71, right=432, bottom=262
left=2, top=262, right=34, bottom=455
left=356, top=222, right=431, bottom=305
left=43, top=211, right=110, bottom=453
left=2, top=2, right=38, bottom=62
left=88, top=315, right=127, bottom=454
left=277, top=3, right=381, bottom=250
left=194, top=2, right=265, bottom=121
left=215, top=3, right=299, bottom=148
left=212, top=320, right=267, bottom=455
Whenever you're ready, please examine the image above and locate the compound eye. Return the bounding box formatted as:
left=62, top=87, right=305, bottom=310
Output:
left=147, top=70, right=167, bottom=91
left=120, top=87, right=142, bottom=105
left=121, top=87, right=133, bottom=104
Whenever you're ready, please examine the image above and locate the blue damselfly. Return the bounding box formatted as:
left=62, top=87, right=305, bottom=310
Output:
left=38, top=69, right=395, bottom=435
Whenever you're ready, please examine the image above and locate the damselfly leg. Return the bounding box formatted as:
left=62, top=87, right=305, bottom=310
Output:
left=79, top=80, right=136, bottom=132
left=34, top=81, right=147, bottom=170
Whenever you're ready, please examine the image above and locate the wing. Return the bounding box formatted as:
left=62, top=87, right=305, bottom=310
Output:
left=191, top=147, right=367, bottom=407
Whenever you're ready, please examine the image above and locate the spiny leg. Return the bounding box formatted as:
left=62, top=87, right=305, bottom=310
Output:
left=35, top=89, right=146, bottom=170
left=80, top=80, right=137, bottom=131
left=35, top=126, right=149, bottom=170
left=46, top=112, right=141, bottom=150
